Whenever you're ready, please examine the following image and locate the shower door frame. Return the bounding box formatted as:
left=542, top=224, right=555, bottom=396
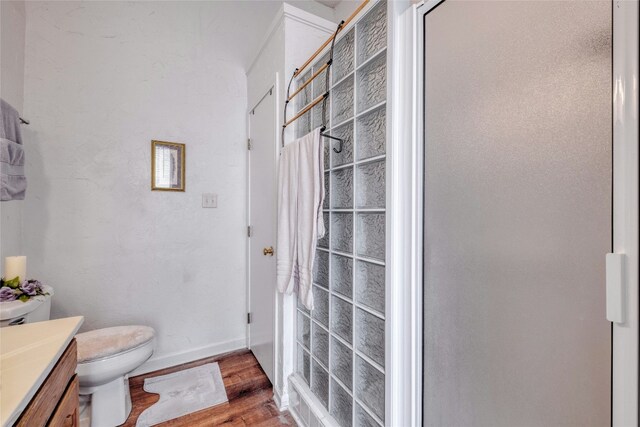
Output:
left=402, top=0, right=639, bottom=425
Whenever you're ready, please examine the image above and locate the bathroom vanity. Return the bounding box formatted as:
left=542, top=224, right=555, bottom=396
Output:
left=0, top=316, right=84, bottom=426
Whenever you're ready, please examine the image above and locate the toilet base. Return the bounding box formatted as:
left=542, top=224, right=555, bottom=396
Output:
left=80, top=376, right=131, bottom=427
left=78, top=395, right=91, bottom=427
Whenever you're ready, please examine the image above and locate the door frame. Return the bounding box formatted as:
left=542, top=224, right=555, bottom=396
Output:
left=387, top=2, right=426, bottom=426
left=612, top=1, right=639, bottom=425
left=402, top=0, right=640, bottom=425
left=246, top=83, right=279, bottom=375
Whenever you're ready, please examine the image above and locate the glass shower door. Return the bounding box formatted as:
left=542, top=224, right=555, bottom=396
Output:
left=423, top=1, right=612, bottom=425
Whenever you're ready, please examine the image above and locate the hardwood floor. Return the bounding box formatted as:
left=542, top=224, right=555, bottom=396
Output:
left=122, top=349, right=296, bottom=426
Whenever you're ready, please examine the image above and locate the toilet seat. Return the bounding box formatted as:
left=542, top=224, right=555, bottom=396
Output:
left=76, top=325, right=155, bottom=363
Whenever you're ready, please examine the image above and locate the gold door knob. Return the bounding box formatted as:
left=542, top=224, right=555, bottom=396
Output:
left=263, top=246, right=274, bottom=256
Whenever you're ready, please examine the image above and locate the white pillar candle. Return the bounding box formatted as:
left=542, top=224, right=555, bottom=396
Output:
left=4, top=256, right=27, bottom=281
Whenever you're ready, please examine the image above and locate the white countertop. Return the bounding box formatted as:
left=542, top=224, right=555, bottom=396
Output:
left=0, top=316, right=84, bottom=427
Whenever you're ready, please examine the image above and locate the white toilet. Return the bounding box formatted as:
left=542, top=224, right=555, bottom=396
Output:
left=0, top=285, right=54, bottom=327
left=76, top=325, right=155, bottom=427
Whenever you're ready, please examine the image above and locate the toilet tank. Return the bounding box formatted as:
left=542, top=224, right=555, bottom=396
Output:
left=0, top=285, right=54, bottom=327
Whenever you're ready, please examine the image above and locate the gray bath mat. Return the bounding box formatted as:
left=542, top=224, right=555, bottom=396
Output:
left=136, top=363, right=228, bottom=426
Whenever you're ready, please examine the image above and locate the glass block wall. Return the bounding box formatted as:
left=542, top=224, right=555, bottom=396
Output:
left=293, top=2, right=387, bottom=426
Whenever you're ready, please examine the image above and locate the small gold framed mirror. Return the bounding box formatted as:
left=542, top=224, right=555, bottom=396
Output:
left=151, top=140, right=185, bottom=191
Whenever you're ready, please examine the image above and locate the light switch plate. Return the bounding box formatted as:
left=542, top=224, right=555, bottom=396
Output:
left=202, top=193, right=217, bottom=208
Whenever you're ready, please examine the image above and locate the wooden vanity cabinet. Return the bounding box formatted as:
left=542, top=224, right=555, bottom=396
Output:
left=48, top=376, right=79, bottom=427
left=14, top=339, right=79, bottom=427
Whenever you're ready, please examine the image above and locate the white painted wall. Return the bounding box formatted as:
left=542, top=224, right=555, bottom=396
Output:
left=247, top=13, right=285, bottom=111
left=21, top=1, right=250, bottom=370
left=278, top=12, right=337, bottom=407
left=0, top=0, right=26, bottom=266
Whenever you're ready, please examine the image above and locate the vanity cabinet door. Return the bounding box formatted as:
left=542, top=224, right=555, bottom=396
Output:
left=16, top=339, right=78, bottom=426
left=47, top=376, right=79, bottom=427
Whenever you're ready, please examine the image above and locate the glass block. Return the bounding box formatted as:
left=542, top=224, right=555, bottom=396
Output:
left=313, top=101, right=328, bottom=130
left=312, top=285, right=329, bottom=328
left=312, top=322, right=329, bottom=367
left=332, top=213, right=353, bottom=254
left=318, top=213, right=330, bottom=249
left=332, top=296, right=353, bottom=344
left=356, top=106, right=386, bottom=160
left=331, top=336, right=353, bottom=391
left=355, top=261, right=385, bottom=314
left=332, top=75, right=354, bottom=125
left=331, top=120, right=354, bottom=167
left=355, top=356, right=384, bottom=422
left=357, top=53, right=386, bottom=113
left=332, top=254, right=353, bottom=299
left=323, top=172, right=330, bottom=209
left=300, top=398, right=310, bottom=425
left=298, top=344, right=310, bottom=384
left=332, top=168, right=353, bottom=209
left=323, top=137, right=330, bottom=170
left=330, top=379, right=353, bottom=427
left=297, top=70, right=312, bottom=108
left=356, top=213, right=385, bottom=261
left=356, top=0, right=387, bottom=65
left=355, top=403, right=380, bottom=427
left=356, top=160, right=385, bottom=209
left=355, top=309, right=385, bottom=367
left=311, top=360, right=329, bottom=409
left=313, top=53, right=330, bottom=98
left=333, top=28, right=355, bottom=83
left=289, top=387, right=300, bottom=419
left=296, top=109, right=312, bottom=138
left=298, top=294, right=310, bottom=315
left=314, top=249, right=329, bottom=288
left=297, top=311, right=310, bottom=349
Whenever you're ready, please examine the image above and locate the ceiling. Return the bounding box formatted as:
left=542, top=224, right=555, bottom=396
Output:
left=27, top=0, right=338, bottom=70
left=212, top=0, right=337, bottom=68
left=315, top=0, right=342, bottom=8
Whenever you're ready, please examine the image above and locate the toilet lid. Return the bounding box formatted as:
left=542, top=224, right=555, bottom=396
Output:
left=76, top=325, right=155, bottom=363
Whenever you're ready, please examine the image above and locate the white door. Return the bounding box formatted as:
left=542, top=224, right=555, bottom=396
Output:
left=248, top=88, right=277, bottom=384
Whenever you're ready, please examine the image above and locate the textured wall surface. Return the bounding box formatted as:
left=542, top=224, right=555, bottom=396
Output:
left=22, top=1, right=249, bottom=366
left=0, top=0, right=26, bottom=264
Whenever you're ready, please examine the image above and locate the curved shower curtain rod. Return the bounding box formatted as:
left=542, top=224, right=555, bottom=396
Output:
left=281, top=0, right=371, bottom=152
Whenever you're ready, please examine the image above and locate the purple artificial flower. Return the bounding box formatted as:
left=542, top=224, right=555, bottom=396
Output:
left=19, top=281, right=37, bottom=296
left=28, top=279, right=44, bottom=293
left=0, top=286, right=17, bottom=302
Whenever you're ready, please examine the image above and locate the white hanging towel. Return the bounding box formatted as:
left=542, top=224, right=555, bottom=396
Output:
left=276, top=139, right=300, bottom=299
left=276, top=128, right=325, bottom=310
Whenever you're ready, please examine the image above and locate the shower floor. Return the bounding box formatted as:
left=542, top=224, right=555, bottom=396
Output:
left=122, top=349, right=295, bottom=426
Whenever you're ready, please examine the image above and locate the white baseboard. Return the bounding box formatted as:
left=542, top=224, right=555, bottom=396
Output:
left=129, top=338, right=246, bottom=376
left=273, top=385, right=289, bottom=411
